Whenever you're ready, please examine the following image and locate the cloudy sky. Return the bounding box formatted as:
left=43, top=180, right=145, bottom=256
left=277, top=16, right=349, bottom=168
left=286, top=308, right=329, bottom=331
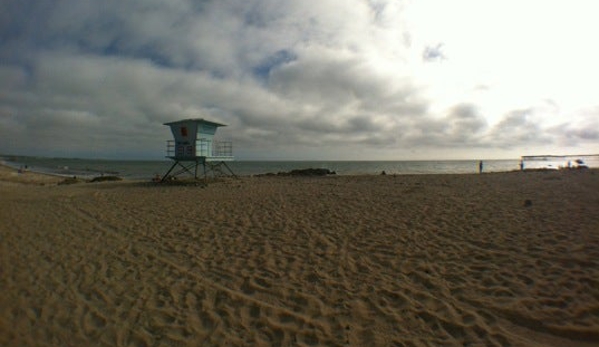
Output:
left=1, top=0, right=598, bottom=160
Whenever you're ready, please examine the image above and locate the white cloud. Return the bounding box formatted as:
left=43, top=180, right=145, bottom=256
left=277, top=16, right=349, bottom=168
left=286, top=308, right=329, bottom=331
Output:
left=0, top=0, right=598, bottom=160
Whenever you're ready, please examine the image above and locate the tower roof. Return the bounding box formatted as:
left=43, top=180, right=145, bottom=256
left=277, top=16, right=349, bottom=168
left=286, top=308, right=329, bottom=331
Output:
left=163, top=118, right=227, bottom=127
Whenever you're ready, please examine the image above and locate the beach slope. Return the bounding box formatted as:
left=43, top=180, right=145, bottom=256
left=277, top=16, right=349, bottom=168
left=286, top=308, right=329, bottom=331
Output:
left=1, top=169, right=598, bottom=346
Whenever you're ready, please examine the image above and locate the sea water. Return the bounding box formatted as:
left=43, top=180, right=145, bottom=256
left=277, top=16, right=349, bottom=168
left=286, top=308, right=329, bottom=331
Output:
left=2, top=155, right=597, bottom=181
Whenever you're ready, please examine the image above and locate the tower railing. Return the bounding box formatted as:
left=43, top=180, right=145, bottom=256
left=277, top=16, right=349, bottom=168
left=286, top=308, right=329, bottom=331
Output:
left=166, top=140, right=233, bottom=158
left=166, top=140, right=175, bottom=157
left=214, top=140, right=233, bottom=157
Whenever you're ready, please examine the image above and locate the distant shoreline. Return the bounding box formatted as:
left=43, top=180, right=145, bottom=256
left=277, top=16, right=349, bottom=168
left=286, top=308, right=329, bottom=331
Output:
left=0, top=156, right=539, bottom=179
left=2, top=159, right=598, bottom=186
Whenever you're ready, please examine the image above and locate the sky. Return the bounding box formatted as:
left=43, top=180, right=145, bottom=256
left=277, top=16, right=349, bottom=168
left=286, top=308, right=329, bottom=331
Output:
left=1, top=0, right=598, bottom=160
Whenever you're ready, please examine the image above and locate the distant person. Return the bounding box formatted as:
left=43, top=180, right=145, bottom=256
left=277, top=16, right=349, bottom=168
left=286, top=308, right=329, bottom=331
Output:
left=479, top=160, right=483, bottom=174
left=520, top=160, right=524, bottom=171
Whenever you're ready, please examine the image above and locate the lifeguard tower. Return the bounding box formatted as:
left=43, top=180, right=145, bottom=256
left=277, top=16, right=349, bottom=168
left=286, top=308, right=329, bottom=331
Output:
left=161, top=118, right=235, bottom=181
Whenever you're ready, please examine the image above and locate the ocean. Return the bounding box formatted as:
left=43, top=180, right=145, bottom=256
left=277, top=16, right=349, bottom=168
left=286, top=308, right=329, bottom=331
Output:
left=2, top=155, right=597, bottom=181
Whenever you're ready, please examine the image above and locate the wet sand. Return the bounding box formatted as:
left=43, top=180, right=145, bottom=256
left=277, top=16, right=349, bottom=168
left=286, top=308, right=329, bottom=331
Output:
left=1, top=165, right=598, bottom=346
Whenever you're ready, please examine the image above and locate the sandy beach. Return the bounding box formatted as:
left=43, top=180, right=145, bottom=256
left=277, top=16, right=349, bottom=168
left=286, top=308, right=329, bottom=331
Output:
left=1, top=165, right=598, bottom=347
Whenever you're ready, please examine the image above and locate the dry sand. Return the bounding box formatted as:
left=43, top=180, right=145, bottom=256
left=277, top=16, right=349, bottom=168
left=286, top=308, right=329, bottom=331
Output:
left=1, top=164, right=598, bottom=347
left=0, top=164, right=64, bottom=186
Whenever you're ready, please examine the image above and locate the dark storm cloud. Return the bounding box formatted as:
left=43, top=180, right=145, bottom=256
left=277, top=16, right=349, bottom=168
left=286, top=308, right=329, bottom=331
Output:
left=485, top=109, right=552, bottom=148
left=445, top=104, right=487, bottom=135
left=400, top=104, right=486, bottom=148
left=549, top=108, right=599, bottom=146
left=568, top=126, right=599, bottom=140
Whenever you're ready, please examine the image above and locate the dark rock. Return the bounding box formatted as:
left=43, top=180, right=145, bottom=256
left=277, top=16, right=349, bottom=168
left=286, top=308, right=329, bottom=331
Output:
left=89, top=175, right=123, bottom=183
left=256, top=168, right=336, bottom=177
left=524, top=199, right=533, bottom=207
left=58, top=177, right=83, bottom=185
left=288, top=168, right=335, bottom=176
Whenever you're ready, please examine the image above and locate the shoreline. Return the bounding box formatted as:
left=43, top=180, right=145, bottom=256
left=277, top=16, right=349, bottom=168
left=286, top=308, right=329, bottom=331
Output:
left=0, top=162, right=66, bottom=185
left=2, top=160, right=595, bottom=185
left=2, top=154, right=597, bottom=179
left=0, top=157, right=560, bottom=178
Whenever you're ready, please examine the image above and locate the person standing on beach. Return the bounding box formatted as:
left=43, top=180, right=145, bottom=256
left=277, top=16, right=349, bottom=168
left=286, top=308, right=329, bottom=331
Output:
left=479, top=160, right=483, bottom=174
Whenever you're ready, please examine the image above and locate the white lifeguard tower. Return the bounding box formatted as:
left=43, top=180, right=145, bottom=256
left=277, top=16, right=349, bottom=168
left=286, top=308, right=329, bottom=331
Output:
left=161, top=118, right=235, bottom=181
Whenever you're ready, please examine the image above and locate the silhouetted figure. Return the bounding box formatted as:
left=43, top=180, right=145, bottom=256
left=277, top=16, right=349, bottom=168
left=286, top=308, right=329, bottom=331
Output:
left=479, top=160, right=483, bottom=174
left=520, top=160, right=524, bottom=171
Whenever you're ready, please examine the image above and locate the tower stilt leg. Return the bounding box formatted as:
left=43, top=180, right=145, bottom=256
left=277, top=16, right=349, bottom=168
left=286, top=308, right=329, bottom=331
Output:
left=160, top=157, right=234, bottom=182
left=160, top=161, right=179, bottom=182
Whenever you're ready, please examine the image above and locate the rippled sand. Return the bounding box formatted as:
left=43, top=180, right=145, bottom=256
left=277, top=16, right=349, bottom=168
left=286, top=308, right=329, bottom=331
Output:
left=1, top=166, right=598, bottom=346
